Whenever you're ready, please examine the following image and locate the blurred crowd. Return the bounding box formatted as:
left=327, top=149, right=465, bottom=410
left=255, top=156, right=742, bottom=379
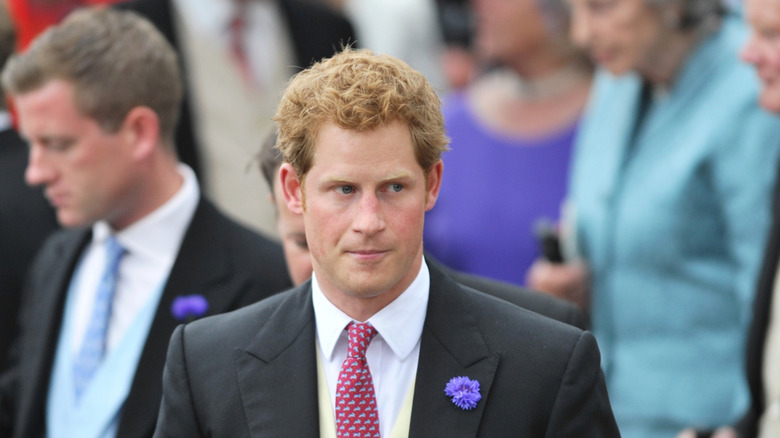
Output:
left=2, top=0, right=780, bottom=437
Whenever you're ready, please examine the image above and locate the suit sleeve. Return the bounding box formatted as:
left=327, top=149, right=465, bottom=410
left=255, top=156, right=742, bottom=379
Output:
left=0, top=365, right=15, bottom=438
left=0, top=302, right=21, bottom=438
left=545, top=331, right=621, bottom=437
left=563, top=305, right=588, bottom=331
left=153, top=324, right=203, bottom=438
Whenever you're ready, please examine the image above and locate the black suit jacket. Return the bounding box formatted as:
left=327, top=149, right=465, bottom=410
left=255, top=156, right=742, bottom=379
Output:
left=737, top=164, right=780, bottom=438
left=0, top=198, right=292, bottom=438
left=116, top=0, right=356, bottom=183
left=152, top=263, right=620, bottom=437
left=0, top=128, right=59, bottom=369
left=438, top=262, right=587, bottom=329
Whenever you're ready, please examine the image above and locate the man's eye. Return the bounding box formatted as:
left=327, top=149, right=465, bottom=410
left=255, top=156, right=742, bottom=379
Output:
left=338, top=186, right=354, bottom=195
left=587, top=0, right=614, bottom=12
left=389, top=183, right=403, bottom=193
left=44, top=140, right=73, bottom=152
left=762, top=29, right=780, bottom=41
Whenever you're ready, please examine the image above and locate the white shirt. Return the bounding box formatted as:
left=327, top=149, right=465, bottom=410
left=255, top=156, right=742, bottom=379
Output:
left=313, top=260, right=429, bottom=438
left=0, top=110, right=12, bottom=131
left=71, top=164, right=200, bottom=354
left=173, top=0, right=287, bottom=92
left=759, top=260, right=780, bottom=438
left=171, top=0, right=293, bottom=239
left=344, top=0, right=446, bottom=92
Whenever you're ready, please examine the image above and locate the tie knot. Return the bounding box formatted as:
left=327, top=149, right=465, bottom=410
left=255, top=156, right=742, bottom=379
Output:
left=105, top=236, right=125, bottom=265
left=230, top=0, right=248, bottom=30
left=346, top=321, right=377, bottom=359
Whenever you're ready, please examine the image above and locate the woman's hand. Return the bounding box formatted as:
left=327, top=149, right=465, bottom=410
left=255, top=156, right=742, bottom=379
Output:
left=526, top=259, right=591, bottom=311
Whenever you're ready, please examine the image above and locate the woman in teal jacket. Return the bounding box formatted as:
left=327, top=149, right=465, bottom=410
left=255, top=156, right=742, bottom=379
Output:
left=528, top=2, right=780, bottom=437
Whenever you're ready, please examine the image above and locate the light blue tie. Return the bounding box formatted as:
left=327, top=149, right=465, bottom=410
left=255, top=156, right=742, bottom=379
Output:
left=73, top=235, right=125, bottom=401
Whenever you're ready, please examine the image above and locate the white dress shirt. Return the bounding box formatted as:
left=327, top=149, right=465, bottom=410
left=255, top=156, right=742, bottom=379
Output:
left=313, top=259, right=430, bottom=438
left=172, top=0, right=287, bottom=89
left=759, top=262, right=780, bottom=438
left=71, top=164, right=200, bottom=354
left=170, top=0, right=294, bottom=239
left=343, top=0, right=446, bottom=92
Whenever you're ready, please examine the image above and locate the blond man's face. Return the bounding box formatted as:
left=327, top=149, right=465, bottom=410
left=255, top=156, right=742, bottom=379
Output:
left=280, top=121, right=442, bottom=318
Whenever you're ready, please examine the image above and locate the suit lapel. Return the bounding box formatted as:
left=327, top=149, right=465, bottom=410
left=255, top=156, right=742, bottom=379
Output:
left=234, top=283, right=320, bottom=437
left=18, top=230, right=89, bottom=438
left=408, top=264, right=499, bottom=438
left=118, top=200, right=245, bottom=438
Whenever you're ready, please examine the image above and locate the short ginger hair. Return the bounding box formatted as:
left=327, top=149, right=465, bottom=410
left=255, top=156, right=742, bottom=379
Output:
left=274, top=48, right=449, bottom=180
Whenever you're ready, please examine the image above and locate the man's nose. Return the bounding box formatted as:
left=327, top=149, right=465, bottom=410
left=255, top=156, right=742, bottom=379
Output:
left=25, top=146, right=54, bottom=187
left=352, top=193, right=385, bottom=235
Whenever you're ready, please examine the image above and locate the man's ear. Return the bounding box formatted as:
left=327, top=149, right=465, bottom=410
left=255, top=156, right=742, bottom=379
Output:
left=424, top=160, right=443, bottom=212
left=121, top=106, right=160, bottom=160
left=280, top=163, right=304, bottom=214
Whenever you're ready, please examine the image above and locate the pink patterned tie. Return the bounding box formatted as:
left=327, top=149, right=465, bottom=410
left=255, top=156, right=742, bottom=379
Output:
left=335, top=322, right=381, bottom=438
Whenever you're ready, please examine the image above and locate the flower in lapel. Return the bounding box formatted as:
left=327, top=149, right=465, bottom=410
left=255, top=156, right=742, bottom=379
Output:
left=444, top=376, right=482, bottom=410
left=171, top=294, right=209, bottom=322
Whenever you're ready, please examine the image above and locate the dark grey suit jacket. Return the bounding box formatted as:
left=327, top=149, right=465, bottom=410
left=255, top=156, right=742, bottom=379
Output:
left=0, top=198, right=292, bottom=438
left=438, top=262, right=587, bottom=329
left=153, top=263, right=620, bottom=437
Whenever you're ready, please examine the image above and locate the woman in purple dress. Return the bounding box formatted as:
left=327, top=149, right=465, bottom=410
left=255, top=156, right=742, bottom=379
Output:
left=423, top=0, right=591, bottom=286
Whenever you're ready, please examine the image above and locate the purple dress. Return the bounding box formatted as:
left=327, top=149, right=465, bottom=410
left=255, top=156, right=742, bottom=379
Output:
left=424, top=92, right=577, bottom=286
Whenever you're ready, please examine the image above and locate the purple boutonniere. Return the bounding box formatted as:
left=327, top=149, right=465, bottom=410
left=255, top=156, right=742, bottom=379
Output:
left=444, top=376, right=482, bottom=410
left=171, top=294, right=209, bottom=322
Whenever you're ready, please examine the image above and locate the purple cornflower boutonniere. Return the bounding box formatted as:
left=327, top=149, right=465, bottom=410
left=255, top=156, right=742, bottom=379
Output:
left=171, top=294, right=209, bottom=322
left=444, top=376, right=482, bottom=410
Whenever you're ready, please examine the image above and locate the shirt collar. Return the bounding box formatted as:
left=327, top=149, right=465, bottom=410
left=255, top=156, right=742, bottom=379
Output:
left=313, top=259, right=430, bottom=362
left=92, top=164, right=200, bottom=264
left=0, top=111, right=12, bottom=131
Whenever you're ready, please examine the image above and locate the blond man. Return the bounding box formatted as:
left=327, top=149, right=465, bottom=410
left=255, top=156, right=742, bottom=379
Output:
left=153, top=49, right=619, bottom=438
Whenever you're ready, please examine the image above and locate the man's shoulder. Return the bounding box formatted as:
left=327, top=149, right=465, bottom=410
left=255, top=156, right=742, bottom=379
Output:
left=31, top=227, right=88, bottom=266
left=178, top=198, right=292, bottom=295
left=450, top=270, right=586, bottom=329
left=189, top=198, right=286, bottom=261
left=184, top=285, right=305, bottom=339
left=458, top=283, right=583, bottom=341
left=424, top=271, right=604, bottom=412
left=428, top=258, right=586, bottom=329
left=429, top=267, right=586, bottom=353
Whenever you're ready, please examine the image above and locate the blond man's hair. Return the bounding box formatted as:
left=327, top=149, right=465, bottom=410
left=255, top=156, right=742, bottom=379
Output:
left=274, top=48, right=449, bottom=180
left=1, top=7, right=182, bottom=150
